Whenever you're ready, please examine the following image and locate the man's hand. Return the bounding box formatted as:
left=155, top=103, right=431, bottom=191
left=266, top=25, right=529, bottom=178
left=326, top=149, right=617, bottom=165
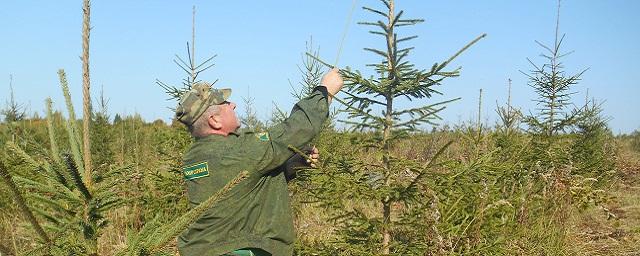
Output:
left=284, top=146, right=320, bottom=182
left=321, top=68, right=344, bottom=103
left=306, top=146, right=319, bottom=168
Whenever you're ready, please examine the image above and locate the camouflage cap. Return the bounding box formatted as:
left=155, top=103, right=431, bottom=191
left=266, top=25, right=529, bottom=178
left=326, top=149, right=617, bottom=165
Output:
left=175, top=82, right=232, bottom=126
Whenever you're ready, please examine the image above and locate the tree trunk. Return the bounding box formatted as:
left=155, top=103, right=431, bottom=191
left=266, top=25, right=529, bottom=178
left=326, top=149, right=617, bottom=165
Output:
left=381, top=1, right=396, bottom=254
left=81, top=0, right=92, bottom=189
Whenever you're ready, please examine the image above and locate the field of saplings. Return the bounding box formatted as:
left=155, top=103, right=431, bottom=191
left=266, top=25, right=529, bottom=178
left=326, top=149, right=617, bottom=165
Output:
left=1, top=0, right=640, bottom=255
left=1, top=102, right=639, bottom=255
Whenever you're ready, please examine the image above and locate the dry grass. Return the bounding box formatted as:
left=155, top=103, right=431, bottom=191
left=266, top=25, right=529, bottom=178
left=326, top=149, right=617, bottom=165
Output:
left=566, top=146, right=640, bottom=256
left=294, top=202, right=337, bottom=244
left=2, top=133, right=639, bottom=255
left=567, top=185, right=640, bottom=255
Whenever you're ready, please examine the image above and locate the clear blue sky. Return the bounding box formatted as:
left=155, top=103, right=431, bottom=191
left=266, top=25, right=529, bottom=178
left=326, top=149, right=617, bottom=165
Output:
left=1, top=1, right=638, bottom=134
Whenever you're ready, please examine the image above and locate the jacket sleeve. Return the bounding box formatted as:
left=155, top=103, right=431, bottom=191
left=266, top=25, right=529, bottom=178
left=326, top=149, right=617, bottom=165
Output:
left=250, top=86, right=329, bottom=175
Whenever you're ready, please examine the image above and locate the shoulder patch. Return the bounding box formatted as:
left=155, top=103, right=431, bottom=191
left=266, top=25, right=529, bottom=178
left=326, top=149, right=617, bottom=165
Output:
left=183, top=161, right=210, bottom=180
left=255, top=132, right=270, bottom=142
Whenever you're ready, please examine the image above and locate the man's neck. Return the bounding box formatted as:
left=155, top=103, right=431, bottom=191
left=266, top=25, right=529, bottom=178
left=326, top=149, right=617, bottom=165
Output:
left=193, top=130, right=228, bottom=139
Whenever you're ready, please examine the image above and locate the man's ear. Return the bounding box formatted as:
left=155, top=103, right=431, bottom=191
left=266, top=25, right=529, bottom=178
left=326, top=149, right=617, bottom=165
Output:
left=208, top=114, right=222, bottom=130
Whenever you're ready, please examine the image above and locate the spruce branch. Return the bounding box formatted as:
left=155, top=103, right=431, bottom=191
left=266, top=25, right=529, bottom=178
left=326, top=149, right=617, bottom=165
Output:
left=300, top=54, right=386, bottom=123
left=390, top=10, right=409, bottom=28
left=338, top=119, right=382, bottom=131
left=305, top=52, right=336, bottom=69
left=63, top=154, right=92, bottom=201
left=396, top=19, right=425, bottom=27
left=4, top=143, right=69, bottom=187
left=45, top=98, right=62, bottom=165
left=5, top=140, right=40, bottom=170
left=12, top=176, right=82, bottom=205
left=400, top=140, right=452, bottom=197
left=396, top=35, right=418, bottom=43
left=174, top=55, right=194, bottom=75
left=362, top=6, right=388, bottom=18
left=437, top=33, right=486, bottom=72
left=45, top=99, right=73, bottom=188
left=31, top=206, right=64, bottom=227
left=392, top=106, right=448, bottom=129
left=337, top=95, right=386, bottom=124
left=124, top=171, right=250, bottom=255
left=30, top=194, right=75, bottom=216
left=120, top=215, right=162, bottom=255
left=364, top=47, right=389, bottom=58
left=58, top=69, right=86, bottom=176
left=342, top=90, right=387, bottom=107
left=369, top=30, right=387, bottom=37
left=291, top=38, right=324, bottom=100
left=392, top=97, right=459, bottom=117
left=0, top=160, right=52, bottom=244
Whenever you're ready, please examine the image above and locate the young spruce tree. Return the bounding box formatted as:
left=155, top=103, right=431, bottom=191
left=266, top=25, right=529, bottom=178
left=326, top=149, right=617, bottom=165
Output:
left=0, top=70, right=127, bottom=255
left=311, top=0, right=485, bottom=254
left=522, top=0, right=586, bottom=138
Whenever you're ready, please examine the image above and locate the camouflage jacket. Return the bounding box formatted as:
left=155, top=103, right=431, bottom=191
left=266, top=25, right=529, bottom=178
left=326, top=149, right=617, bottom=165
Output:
left=177, top=87, right=329, bottom=256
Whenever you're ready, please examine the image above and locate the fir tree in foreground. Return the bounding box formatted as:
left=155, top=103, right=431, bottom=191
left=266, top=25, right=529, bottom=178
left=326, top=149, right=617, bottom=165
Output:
left=0, top=70, right=127, bottom=255
left=307, top=0, right=485, bottom=254
left=0, top=71, right=248, bottom=255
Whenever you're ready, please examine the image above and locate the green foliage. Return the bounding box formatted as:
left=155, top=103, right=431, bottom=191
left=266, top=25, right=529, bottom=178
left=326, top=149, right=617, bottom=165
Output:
left=291, top=39, right=324, bottom=101
left=570, top=99, right=615, bottom=209
left=155, top=42, right=217, bottom=101
left=0, top=72, right=132, bottom=255
left=268, top=103, right=289, bottom=127
left=140, top=119, right=191, bottom=222
left=91, top=87, right=115, bottom=168
left=631, top=129, right=640, bottom=152
left=2, top=75, right=27, bottom=123
left=240, top=94, right=266, bottom=133
left=522, top=1, right=586, bottom=137
left=0, top=102, right=631, bottom=255
left=299, top=0, right=485, bottom=253
left=0, top=158, right=51, bottom=246
left=495, top=79, right=522, bottom=136
left=155, top=7, right=217, bottom=101
left=116, top=171, right=248, bottom=256
left=1, top=1, right=634, bottom=255
left=519, top=0, right=614, bottom=220
left=290, top=3, right=622, bottom=254
left=0, top=70, right=204, bottom=255
left=261, top=44, right=327, bottom=129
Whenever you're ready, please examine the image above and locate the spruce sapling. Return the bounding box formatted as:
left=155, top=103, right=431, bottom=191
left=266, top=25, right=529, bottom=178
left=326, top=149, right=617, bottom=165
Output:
left=522, top=0, right=587, bottom=138
left=308, top=0, right=485, bottom=253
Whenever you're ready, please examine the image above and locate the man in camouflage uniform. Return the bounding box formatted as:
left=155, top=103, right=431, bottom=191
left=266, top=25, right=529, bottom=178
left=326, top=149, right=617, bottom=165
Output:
left=175, top=68, right=343, bottom=255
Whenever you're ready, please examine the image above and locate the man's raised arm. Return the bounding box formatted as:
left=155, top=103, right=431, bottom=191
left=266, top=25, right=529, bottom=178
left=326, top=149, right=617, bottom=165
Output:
left=253, top=68, right=343, bottom=173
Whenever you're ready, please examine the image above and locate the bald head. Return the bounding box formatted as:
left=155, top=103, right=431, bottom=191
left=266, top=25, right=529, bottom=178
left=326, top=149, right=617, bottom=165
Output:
left=188, top=101, right=240, bottom=138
